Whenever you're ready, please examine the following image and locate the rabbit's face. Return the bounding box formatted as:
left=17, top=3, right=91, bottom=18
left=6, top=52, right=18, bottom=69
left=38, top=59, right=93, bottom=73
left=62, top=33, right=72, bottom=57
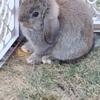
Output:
left=19, top=0, right=60, bottom=44
left=19, top=0, right=49, bottom=31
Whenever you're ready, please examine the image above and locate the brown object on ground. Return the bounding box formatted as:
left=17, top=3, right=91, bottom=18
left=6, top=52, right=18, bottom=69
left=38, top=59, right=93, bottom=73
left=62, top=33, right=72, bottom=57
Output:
left=15, top=47, right=30, bottom=57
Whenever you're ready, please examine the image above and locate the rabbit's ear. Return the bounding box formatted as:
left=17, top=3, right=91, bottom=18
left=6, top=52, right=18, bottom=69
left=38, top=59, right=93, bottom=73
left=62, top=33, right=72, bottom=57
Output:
left=43, top=18, right=60, bottom=44
left=43, top=0, right=60, bottom=44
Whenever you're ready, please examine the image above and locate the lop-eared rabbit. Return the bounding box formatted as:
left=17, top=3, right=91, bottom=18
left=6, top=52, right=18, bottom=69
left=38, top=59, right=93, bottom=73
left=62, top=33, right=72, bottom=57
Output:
left=19, top=0, right=94, bottom=64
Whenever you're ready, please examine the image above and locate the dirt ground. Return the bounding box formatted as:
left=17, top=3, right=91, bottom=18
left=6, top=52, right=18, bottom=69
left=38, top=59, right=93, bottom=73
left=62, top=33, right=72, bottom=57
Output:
left=0, top=46, right=100, bottom=100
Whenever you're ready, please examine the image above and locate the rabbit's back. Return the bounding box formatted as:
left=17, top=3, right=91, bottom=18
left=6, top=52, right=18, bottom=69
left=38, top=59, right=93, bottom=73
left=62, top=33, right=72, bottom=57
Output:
left=56, top=0, right=92, bottom=23
left=51, top=0, right=94, bottom=60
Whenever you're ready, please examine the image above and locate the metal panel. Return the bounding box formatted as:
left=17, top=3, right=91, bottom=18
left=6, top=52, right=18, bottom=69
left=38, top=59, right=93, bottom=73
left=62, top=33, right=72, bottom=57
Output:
left=0, top=0, right=19, bottom=60
left=86, top=0, right=100, bottom=32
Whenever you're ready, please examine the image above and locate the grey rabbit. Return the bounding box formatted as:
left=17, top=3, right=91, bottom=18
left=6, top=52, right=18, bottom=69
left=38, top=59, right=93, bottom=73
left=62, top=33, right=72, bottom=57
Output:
left=19, top=0, right=94, bottom=64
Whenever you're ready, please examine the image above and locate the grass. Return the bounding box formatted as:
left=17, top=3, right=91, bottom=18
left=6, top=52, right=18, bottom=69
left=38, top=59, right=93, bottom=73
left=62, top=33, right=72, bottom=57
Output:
left=0, top=47, right=100, bottom=100
left=96, top=0, right=100, bottom=8
left=97, top=0, right=100, bottom=4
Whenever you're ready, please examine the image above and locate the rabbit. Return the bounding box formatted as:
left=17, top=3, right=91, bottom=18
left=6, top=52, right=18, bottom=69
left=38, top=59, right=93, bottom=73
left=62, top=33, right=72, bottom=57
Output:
left=19, top=0, right=94, bottom=64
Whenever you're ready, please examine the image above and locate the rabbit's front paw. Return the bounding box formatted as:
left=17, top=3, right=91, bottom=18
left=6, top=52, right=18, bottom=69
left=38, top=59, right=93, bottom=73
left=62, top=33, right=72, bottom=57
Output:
left=42, top=56, right=59, bottom=64
left=42, top=56, right=53, bottom=64
left=21, top=42, right=33, bottom=53
left=26, top=53, right=42, bottom=65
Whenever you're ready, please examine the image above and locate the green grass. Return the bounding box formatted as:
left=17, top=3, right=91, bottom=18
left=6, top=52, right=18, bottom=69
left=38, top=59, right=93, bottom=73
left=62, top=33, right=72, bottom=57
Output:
left=0, top=47, right=100, bottom=100
left=97, top=0, right=100, bottom=7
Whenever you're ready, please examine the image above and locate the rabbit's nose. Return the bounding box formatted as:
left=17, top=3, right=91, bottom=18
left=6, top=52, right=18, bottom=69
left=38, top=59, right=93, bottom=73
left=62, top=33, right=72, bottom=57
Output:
left=19, top=16, right=29, bottom=22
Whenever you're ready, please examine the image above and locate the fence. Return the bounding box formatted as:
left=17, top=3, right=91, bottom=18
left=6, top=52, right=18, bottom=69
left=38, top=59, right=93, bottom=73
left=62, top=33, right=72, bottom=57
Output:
left=86, top=0, right=100, bottom=32
left=0, top=0, right=19, bottom=67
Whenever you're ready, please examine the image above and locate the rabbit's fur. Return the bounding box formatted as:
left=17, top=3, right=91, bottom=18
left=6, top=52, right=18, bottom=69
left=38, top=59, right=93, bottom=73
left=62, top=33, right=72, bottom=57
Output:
left=19, top=0, right=94, bottom=64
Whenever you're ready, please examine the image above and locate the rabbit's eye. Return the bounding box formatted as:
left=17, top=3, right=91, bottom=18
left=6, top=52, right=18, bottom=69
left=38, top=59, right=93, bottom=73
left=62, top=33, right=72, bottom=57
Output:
left=32, top=12, right=39, bottom=17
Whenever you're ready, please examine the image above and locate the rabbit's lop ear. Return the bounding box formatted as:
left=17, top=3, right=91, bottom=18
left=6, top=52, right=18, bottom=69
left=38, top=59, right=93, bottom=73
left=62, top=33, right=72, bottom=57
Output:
left=43, top=0, right=60, bottom=44
left=44, top=18, right=59, bottom=44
